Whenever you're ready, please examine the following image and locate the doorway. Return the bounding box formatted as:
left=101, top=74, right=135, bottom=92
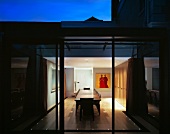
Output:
left=74, top=68, right=93, bottom=93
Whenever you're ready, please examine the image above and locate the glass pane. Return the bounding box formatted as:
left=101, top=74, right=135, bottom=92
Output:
left=10, top=44, right=30, bottom=131
left=11, top=51, right=28, bottom=130
left=64, top=41, right=112, bottom=131
left=11, top=44, right=57, bottom=131
left=114, top=43, right=140, bottom=130
left=143, top=42, right=159, bottom=128
left=114, top=42, right=159, bottom=132
left=58, top=44, right=60, bottom=130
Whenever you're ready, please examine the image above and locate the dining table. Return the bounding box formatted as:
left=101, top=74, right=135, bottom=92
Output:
left=75, top=89, right=101, bottom=115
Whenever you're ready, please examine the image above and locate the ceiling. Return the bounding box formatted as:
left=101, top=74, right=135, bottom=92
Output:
left=11, top=57, right=159, bottom=68
left=45, top=57, right=159, bottom=68
left=45, top=57, right=126, bottom=68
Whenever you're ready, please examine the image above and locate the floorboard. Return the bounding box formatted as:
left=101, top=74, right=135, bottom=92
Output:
left=30, top=97, right=159, bottom=134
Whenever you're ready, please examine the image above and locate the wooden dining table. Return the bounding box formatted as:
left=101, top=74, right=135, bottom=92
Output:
left=75, top=89, right=101, bottom=115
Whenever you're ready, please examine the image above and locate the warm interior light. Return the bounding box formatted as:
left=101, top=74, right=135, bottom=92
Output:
left=104, top=98, right=125, bottom=111
left=115, top=100, right=125, bottom=111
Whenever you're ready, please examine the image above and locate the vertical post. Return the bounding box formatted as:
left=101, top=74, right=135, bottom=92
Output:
left=160, top=36, right=170, bottom=134
left=0, top=30, right=2, bottom=134
left=112, top=38, right=115, bottom=131
left=56, top=42, right=58, bottom=130
left=60, top=40, right=64, bottom=133
left=2, top=38, right=11, bottom=133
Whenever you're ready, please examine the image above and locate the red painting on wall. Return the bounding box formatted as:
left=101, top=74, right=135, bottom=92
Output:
left=96, top=73, right=110, bottom=88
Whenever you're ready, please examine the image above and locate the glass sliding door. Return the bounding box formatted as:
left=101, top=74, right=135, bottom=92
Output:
left=63, top=39, right=112, bottom=132
left=38, top=44, right=58, bottom=130
left=10, top=44, right=58, bottom=131
left=10, top=44, right=29, bottom=131
left=114, top=41, right=160, bottom=132
left=114, top=43, right=140, bottom=131
left=142, top=42, right=159, bottom=128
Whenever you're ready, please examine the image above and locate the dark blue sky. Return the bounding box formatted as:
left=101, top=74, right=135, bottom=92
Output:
left=0, top=0, right=111, bottom=22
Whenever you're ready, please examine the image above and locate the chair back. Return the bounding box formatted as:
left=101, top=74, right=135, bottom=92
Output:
left=80, top=98, right=94, bottom=114
left=75, top=89, right=80, bottom=96
left=84, top=87, right=90, bottom=90
left=80, top=98, right=94, bottom=120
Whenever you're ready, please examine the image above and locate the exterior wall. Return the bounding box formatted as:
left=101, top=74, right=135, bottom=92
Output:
left=117, top=0, right=170, bottom=27
left=146, top=0, right=170, bottom=27
left=117, top=0, right=145, bottom=27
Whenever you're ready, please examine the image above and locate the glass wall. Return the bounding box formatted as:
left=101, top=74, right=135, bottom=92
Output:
left=114, top=42, right=160, bottom=131
left=10, top=44, right=57, bottom=131
left=143, top=42, right=159, bottom=128
left=8, top=40, right=160, bottom=133
left=11, top=46, right=29, bottom=130
left=63, top=40, right=112, bottom=131
left=114, top=43, right=141, bottom=131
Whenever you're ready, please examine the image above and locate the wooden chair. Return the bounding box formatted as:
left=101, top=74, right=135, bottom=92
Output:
left=94, top=88, right=97, bottom=92
left=75, top=89, right=80, bottom=97
left=75, top=89, right=80, bottom=114
left=80, top=98, right=94, bottom=121
left=93, top=94, right=101, bottom=115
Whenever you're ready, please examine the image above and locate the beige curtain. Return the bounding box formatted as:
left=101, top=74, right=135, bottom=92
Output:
left=126, top=58, right=148, bottom=116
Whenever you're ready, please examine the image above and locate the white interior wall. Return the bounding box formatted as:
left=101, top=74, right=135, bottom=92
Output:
left=65, top=67, right=112, bottom=98
left=65, top=68, right=74, bottom=97
left=145, top=68, right=152, bottom=89
left=47, top=60, right=56, bottom=110
left=74, top=68, right=93, bottom=91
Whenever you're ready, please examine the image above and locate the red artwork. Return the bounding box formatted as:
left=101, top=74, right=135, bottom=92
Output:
left=99, top=74, right=108, bottom=88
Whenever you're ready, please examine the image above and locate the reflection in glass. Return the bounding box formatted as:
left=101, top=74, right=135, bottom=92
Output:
left=144, top=43, right=159, bottom=124
left=11, top=57, right=28, bottom=126
left=114, top=42, right=159, bottom=131
left=10, top=44, right=57, bottom=131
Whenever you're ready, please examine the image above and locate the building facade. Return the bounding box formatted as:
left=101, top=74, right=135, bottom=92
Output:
left=0, top=0, right=170, bottom=133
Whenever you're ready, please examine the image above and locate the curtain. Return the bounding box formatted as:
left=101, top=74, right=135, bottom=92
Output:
left=23, top=55, right=36, bottom=117
left=126, top=57, right=148, bottom=116
left=23, top=54, right=47, bottom=117
left=39, top=57, right=47, bottom=114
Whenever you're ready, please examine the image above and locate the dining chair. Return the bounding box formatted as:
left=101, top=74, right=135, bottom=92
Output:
left=93, top=101, right=100, bottom=115
left=80, top=98, right=94, bottom=121
left=75, top=101, right=80, bottom=115
left=75, top=89, right=80, bottom=97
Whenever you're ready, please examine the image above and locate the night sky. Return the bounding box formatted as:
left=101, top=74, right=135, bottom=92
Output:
left=0, top=0, right=111, bottom=22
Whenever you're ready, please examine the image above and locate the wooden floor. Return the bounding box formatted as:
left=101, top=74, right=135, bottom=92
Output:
left=31, top=97, right=159, bottom=133
left=64, top=98, right=140, bottom=130
left=148, top=104, right=159, bottom=120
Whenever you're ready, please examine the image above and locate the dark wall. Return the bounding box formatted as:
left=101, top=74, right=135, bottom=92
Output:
left=152, top=68, right=159, bottom=90
left=117, top=0, right=170, bottom=27
left=117, top=0, right=145, bottom=27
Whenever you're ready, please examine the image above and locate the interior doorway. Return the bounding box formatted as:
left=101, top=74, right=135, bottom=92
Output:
left=74, top=68, right=93, bottom=93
